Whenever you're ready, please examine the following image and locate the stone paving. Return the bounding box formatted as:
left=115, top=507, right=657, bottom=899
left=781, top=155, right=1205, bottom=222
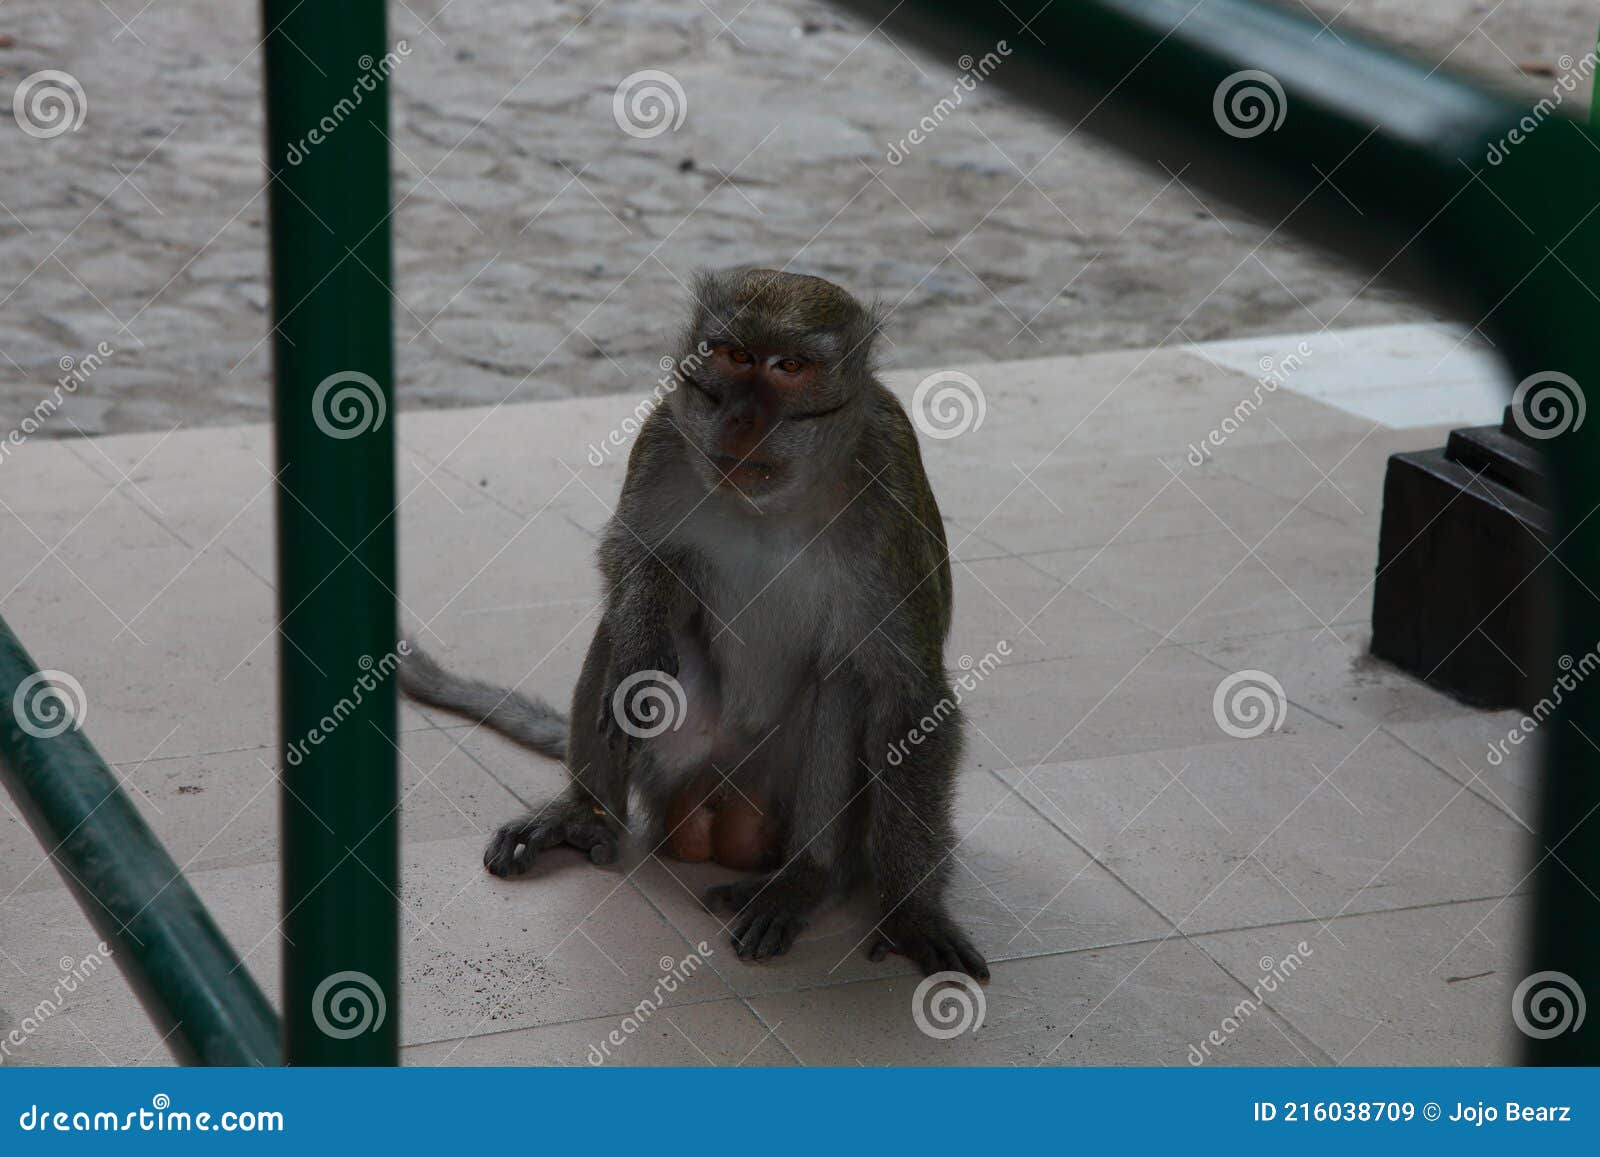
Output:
left=0, top=0, right=1591, bottom=435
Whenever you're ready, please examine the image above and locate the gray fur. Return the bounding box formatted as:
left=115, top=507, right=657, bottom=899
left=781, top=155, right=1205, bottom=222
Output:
left=397, top=642, right=568, bottom=759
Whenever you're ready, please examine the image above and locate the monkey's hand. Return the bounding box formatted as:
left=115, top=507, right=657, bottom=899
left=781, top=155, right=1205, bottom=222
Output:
left=594, top=632, right=680, bottom=757
left=483, top=796, right=620, bottom=878
left=704, top=868, right=825, bottom=961
left=869, top=907, right=990, bottom=981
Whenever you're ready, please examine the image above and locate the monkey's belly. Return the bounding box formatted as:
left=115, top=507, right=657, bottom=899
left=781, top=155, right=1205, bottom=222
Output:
left=662, top=775, right=778, bottom=869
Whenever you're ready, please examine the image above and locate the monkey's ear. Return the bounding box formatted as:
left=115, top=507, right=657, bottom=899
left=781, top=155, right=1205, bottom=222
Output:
left=852, top=298, right=892, bottom=371
left=865, top=299, right=891, bottom=339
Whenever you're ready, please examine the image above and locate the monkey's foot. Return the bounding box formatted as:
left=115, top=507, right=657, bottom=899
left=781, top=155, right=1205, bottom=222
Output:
left=704, top=873, right=818, bottom=961
left=483, top=800, right=619, bottom=878
left=868, top=911, right=991, bottom=981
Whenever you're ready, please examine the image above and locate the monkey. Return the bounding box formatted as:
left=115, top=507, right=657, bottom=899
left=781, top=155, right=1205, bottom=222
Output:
left=402, top=268, right=989, bottom=980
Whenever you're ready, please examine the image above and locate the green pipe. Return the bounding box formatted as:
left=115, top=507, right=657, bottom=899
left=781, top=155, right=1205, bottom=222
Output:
left=0, top=617, right=280, bottom=1065
left=1592, top=22, right=1600, bottom=129
left=261, top=1, right=400, bottom=1065
left=840, top=0, right=1600, bottom=1063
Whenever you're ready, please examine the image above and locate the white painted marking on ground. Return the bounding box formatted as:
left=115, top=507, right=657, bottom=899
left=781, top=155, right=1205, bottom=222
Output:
left=1194, top=323, right=1509, bottom=429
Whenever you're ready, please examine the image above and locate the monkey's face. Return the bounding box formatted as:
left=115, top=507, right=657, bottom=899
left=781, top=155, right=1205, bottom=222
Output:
left=673, top=337, right=857, bottom=508
left=670, top=269, right=876, bottom=512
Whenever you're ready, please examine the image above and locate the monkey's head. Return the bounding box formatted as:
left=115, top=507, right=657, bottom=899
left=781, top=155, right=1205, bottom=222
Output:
left=668, top=268, right=881, bottom=510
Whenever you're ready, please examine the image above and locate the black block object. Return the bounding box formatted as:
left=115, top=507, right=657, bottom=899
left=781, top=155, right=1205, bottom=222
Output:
left=1370, top=407, right=1553, bottom=710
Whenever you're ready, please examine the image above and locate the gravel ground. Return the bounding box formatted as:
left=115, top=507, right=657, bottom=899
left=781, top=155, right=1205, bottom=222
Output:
left=0, top=0, right=1593, bottom=435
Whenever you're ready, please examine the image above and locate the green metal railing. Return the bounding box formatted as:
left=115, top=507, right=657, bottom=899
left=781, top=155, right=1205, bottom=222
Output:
left=0, top=622, right=278, bottom=1065
left=261, top=0, right=400, bottom=1068
left=0, top=0, right=1593, bottom=1066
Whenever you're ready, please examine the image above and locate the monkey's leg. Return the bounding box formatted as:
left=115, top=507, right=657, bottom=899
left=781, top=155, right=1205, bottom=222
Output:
left=710, top=791, right=778, bottom=870
left=704, top=678, right=855, bottom=960
left=662, top=774, right=719, bottom=862
left=862, top=698, right=989, bottom=980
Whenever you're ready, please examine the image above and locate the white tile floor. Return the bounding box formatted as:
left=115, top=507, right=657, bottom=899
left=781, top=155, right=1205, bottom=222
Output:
left=0, top=330, right=1539, bottom=1065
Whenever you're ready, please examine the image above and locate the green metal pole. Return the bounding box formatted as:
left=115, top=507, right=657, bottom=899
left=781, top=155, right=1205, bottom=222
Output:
left=1592, top=22, right=1600, bottom=129
left=0, top=618, right=280, bottom=1065
left=261, top=1, right=400, bottom=1065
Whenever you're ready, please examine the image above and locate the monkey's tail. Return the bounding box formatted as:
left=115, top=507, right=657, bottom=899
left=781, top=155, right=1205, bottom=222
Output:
left=398, top=639, right=568, bottom=760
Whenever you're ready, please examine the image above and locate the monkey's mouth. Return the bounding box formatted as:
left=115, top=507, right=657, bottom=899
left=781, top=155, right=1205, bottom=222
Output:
left=710, top=454, right=781, bottom=488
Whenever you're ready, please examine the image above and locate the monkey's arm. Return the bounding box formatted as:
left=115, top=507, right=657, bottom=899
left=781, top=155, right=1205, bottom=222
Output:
left=594, top=414, right=703, bottom=741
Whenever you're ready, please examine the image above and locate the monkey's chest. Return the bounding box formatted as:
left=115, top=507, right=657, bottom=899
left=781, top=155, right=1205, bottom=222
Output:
left=697, top=548, right=855, bottom=730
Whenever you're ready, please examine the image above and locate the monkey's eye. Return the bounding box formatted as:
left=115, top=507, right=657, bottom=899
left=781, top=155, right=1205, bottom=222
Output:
left=775, top=357, right=804, bottom=375
left=727, top=348, right=754, bottom=366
